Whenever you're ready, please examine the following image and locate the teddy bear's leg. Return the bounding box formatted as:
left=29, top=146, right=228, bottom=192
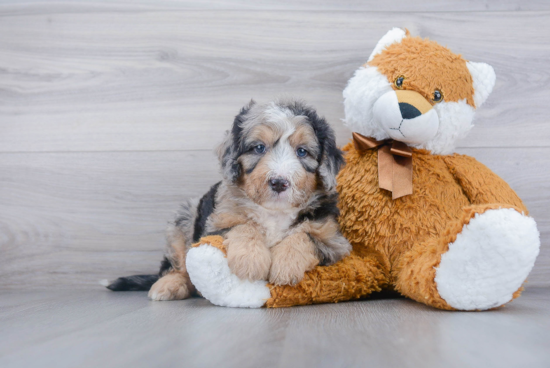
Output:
left=186, top=236, right=388, bottom=308
left=395, top=205, right=540, bottom=311
left=266, top=254, right=388, bottom=308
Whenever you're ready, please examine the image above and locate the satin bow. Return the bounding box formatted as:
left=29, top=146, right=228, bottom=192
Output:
left=352, top=132, right=413, bottom=200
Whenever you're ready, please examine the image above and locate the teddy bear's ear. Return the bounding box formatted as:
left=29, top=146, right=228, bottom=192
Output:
left=466, top=61, right=496, bottom=108
left=367, top=28, right=408, bottom=62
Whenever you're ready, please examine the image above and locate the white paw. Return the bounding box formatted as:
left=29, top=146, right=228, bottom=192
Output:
left=435, top=208, right=540, bottom=310
left=186, top=244, right=271, bottom=308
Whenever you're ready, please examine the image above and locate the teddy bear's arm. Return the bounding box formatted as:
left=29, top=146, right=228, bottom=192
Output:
left=266, top=253, right=387, bottom=307
left=443, top=154, right=527, bottom=212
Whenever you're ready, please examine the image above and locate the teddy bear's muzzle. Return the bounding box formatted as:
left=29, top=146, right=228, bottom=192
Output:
left=373, top=89, right=439, bottom=146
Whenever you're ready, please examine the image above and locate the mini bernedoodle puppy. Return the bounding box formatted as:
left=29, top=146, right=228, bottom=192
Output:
left=106, top=99, right=351, bottom=301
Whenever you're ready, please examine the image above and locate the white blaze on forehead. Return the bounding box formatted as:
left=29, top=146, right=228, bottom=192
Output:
left=261, top=103, right=309, bottom=181
left=263, top=103, right=308, bottom=138
left=264, top=102, right=296, bottom=125
left=241, top=102, right=297, bottom=142
left=269, top=137, right=302, bottom=179
left=267, top=111, right=301, bottom=179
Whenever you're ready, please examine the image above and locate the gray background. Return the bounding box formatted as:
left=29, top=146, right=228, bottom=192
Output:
left=0, top=1, right=549, bottom=289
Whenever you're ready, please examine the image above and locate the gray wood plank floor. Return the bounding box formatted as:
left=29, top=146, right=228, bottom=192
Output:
left=2, top=3, right=549, bottom=368
left=1, top=288, right=549, bottom=368
left=0, top=0, right=549, bottom=290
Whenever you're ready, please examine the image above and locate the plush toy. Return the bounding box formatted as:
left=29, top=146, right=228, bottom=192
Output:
left=186, top=28, right=541, bottom=310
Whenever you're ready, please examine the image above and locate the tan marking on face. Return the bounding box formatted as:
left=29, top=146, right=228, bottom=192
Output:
left=288, top=124, right=318, bottom=150
left=241, top=157, right=272, bottom=204
left=289, top=124, right=319, bottom=205
left=292, top=169, right=318, bottom=205
left=240, top=152, right=317, bottom=207
left=239, top=122, right=319, bottom=208
left=247, top=124, right=277, bottom=146
left=368, top=35, right=476, bottom=107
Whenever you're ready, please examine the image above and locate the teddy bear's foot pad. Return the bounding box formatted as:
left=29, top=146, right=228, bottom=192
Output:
left=435, top=208, right=540, bottom=310
left=186, top=244, right=271, bottom=308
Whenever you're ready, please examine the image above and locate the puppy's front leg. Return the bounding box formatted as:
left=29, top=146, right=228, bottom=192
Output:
left=224, top=222, right=271, bottom=281
left=269, top=232, right=319, bottom=286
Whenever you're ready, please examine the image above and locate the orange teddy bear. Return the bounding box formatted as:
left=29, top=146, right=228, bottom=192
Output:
left=186, top=29, right=540, bottom=311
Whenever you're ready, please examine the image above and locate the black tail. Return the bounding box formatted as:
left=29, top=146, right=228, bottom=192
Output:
left=106, top=275, right=159, bottom=291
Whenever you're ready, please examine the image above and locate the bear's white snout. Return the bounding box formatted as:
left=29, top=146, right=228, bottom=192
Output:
left=373, top=90, right=439, bottom=145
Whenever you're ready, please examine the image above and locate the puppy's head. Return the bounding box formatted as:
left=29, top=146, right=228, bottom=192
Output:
left=218, top=99, right=343, bottom=209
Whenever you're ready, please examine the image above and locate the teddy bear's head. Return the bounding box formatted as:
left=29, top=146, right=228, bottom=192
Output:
left=343, top=28, right=496, bottom=154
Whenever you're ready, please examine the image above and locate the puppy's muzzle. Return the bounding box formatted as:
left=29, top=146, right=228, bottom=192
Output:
left=373, top=89, right=439, bottom=145
left=269, top=178, right=290, bottom=193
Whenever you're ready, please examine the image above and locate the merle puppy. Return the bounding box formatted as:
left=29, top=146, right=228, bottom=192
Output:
left=106, top=99, right=351, bottom=300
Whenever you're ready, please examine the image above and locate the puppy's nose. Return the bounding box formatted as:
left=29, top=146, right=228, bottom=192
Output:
left=399, top=102, right=422, bottom=120
left=269, top=178, right=290, bottom=193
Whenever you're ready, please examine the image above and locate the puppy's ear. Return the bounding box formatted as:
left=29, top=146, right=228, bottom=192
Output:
left=291, top=102, right=345, bottom=192
left=217, top=100, right=256, bottom=183
left=317, top=133, right=345, bottom=192
left=305, top=110, right=344, bottom=192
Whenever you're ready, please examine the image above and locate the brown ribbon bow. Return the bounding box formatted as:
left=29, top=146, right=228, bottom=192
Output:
left=352, top=132, right=413, bottom=200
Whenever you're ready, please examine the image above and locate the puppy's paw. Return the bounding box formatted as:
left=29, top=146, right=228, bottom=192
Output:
left=148, top=273, right=191, bottom=301
left=226, top=239, right=271, bottom=282
left=269, top=237, right=319, bottom=286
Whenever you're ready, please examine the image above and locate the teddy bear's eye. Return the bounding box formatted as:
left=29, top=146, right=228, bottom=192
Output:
left=394, top=76, right=405, bottom=89
left=432, top=89, right=443, bottom=103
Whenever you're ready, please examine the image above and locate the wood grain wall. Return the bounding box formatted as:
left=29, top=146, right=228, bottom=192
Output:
left=0, top=1, right=549, bottom=289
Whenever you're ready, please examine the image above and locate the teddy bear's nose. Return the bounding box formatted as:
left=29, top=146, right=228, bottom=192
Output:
left=399, top=102, right=422, bottom=120
left=395, top=90, right=433, bottom=120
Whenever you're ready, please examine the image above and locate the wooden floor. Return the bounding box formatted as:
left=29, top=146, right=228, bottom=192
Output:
left=0, top=288, right=549, bottom=368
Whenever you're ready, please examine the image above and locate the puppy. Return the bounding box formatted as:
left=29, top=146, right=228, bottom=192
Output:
left=106, top=99, right=351, bottom=301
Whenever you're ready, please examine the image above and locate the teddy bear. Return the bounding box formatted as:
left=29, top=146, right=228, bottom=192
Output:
left=185, top=28, right=541, bottom=311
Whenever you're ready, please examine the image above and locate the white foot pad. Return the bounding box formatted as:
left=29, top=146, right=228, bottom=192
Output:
left=186, top=244, right=271, bottom=308
left=435, top=208, right=540, bottom=310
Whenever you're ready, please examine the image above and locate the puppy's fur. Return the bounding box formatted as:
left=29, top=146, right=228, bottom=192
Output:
left=107, top=99, right=351, bottom=300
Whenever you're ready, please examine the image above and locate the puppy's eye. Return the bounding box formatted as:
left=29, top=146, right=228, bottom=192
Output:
left=296, top=148, right=308, bottom=158
left=253, top=144, right=266, bottom=154
left=395, top=75, right=405, bottom=89
left=432, top=89, right=443, bottom=103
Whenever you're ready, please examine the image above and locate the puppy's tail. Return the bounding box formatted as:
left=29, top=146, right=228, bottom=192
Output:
left=102, top=275, right=159, bottom=291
